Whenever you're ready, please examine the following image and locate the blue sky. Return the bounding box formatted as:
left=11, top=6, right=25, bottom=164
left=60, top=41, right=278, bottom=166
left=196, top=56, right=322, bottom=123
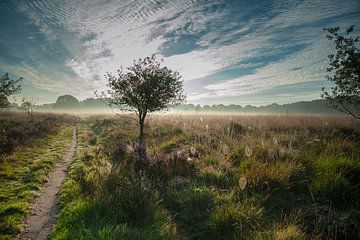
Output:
left=0, top=0, right=359, bottom=105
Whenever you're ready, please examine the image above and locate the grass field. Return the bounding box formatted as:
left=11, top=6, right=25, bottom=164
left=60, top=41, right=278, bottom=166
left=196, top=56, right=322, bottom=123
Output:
left=47, top=114, right=360, bottom=240
left=0, top=112, right=359, bottom=239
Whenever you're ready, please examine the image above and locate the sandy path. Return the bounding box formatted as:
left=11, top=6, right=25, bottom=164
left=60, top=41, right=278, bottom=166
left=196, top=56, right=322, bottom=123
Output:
left=21, top=127, right=77, bottom=240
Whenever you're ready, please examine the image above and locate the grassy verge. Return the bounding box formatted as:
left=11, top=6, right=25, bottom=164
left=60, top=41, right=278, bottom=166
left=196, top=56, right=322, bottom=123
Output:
left=0, top=126, right=73, bottom=239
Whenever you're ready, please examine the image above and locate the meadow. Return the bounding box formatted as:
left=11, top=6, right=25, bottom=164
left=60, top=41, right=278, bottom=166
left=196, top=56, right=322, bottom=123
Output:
left=1, top=112, right=360, bottom=239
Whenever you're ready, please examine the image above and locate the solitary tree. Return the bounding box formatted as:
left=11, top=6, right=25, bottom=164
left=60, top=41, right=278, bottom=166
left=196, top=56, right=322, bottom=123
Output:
left=105, top=56, right=186, bottom=141
left=0, top=73, right=22, bottom=108
left=322, top=26, right=360, bottom=119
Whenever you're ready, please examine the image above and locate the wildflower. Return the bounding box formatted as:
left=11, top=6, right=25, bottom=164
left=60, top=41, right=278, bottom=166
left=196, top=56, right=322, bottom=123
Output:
left=245, top=146, right=252, bottom=157
left=239, top=177, right=247, bottom=190
left=190, top=146, right=197, bottom=155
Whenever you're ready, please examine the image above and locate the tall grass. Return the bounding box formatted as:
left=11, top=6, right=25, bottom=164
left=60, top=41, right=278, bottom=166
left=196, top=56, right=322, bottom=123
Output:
left=54, top=114, right=360, bottom=239
left=0, top=126, right=74, bottom=239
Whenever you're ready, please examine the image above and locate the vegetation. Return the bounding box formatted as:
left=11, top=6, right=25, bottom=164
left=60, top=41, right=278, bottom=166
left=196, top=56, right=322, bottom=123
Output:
left=20, top=99, right=36, bottom=121
left=322, top=26, right=360, bottom=119
left=0, top=73, right=22, bottom=109
left=0, top=112, right=77, bottom=239
left=7, top=97, right=356, bottom=116
left=104, top=55, right=186, bottom=141
left=52, top=114, right=360, bottom=240
left=54, top=95, right=80, bottom=109
left=0, top=112, right=75, bottom=156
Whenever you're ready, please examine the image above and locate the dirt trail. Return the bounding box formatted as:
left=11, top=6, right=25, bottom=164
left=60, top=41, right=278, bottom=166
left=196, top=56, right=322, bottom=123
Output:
left=21, top=127, right=77, bottom=240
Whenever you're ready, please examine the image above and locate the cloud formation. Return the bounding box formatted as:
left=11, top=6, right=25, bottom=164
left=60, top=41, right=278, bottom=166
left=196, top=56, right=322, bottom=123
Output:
left=0, top=0, right=359, bottom=104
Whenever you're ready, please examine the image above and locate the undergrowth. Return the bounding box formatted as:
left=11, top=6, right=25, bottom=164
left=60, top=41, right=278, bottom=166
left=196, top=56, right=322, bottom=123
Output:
left=0, top=125, right=74, bottom=239
left=53, top=115, right=360, bottom=239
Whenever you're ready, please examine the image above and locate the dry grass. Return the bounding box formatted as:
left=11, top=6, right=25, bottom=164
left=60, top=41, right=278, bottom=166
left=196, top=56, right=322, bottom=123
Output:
left=49, top=113, right=360, bottom=239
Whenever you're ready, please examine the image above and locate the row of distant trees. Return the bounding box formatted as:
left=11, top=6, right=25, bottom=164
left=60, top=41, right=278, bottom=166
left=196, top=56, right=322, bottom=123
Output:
left=174, top=101, right=349, bottom=115
left=5, top=96, right=349, bottom=115
left=41, top=95, right=108, bottom=109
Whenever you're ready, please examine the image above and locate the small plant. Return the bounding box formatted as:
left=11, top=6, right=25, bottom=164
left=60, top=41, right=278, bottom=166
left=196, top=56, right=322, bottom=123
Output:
left=21, top=98, right=36, bottom=121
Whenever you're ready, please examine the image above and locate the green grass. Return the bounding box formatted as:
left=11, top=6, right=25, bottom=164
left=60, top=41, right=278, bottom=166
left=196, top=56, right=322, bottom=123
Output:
left=0, top=127, right=73, bottom=239
left=54, top=115, right=360, bottom=239
left=53, top=125, right=180, bottom=240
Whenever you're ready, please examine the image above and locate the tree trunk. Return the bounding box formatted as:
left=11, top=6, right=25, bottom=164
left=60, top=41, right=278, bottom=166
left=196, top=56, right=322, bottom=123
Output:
left=135, top=111, right=148, bottom=172
left=138, top=112, right=146, bottom=141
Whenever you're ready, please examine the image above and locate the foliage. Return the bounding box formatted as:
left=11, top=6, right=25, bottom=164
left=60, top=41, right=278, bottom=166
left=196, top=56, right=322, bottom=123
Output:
left=0, top=112, right=73, bottom=156
left=104, top=55, right=186, bottom=140
left=53, top=125, right=179, bottom=240
left=0, top=125, right=73, bottom=238
left=0, top=73, right=22, bottom=108
left=21, top=98, right=36, bottom=121
left=322, top=26, right=360, bottom=119
left=23, top=114, right=359, bottom=240
left=54, top=95, right=80, bottom=109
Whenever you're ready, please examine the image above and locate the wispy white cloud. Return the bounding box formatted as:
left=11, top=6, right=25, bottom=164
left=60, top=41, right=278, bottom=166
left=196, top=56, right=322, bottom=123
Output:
left=2, top=0, right=359, bottom=103
left=204, top=40, right=329, bottom=96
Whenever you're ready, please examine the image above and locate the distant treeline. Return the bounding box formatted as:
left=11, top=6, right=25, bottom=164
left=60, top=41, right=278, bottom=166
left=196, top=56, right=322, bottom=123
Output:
left=173, top=99, right=347, bottom=115
left=7, top=95, right=356, bottom=115
left=9, top=95, right=109, bottom=110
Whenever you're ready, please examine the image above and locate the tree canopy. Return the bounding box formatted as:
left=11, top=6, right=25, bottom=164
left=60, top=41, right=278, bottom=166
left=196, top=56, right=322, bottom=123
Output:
left=322, top=26, right=360, bottom=119
left=105, top=55, right=186, bottom=140
left=54, top=95, right=80, bottom=109
left=0, top=73, right=22, bottom=108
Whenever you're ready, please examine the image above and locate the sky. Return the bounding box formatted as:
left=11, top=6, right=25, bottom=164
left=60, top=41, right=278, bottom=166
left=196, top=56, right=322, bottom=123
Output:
left=0, top=0, right=359, bottom=106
